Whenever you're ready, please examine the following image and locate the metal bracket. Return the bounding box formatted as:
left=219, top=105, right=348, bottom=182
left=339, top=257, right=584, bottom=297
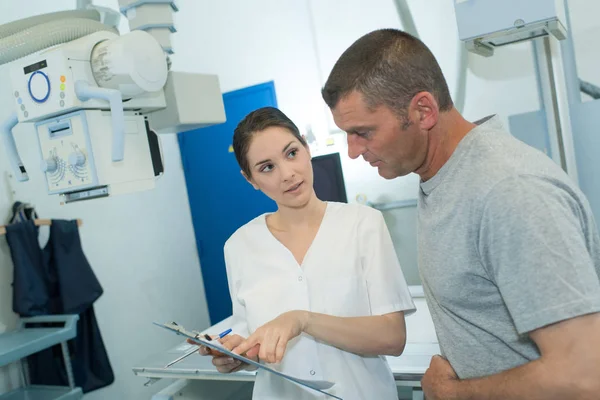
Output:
left=144, top=377, right=161, bottom=387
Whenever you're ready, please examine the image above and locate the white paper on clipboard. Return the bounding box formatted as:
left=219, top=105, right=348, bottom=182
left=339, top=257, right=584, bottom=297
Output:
left=153, top=322, right=342, bottom=399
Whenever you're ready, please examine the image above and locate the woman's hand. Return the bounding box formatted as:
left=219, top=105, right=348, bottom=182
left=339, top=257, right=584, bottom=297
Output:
left=187, top=334, right=257, bottom=373
left=232, top=311, right=309, bottom=364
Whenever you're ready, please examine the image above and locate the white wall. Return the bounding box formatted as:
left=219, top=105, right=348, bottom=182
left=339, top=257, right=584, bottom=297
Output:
left=0, top=2, right=211, bottom=399
left=568, top=0, right=600, bottom=102
left=171, top=0, right=330, bottom=139
left=0, top=132, right=210, bottom=399
left=0, top=3, right=77, bottom=394
left=0, top=170, right=21, bottom=394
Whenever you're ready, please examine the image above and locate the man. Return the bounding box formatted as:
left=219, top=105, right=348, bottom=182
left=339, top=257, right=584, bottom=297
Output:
left=322, top=28, right=600, bottom=400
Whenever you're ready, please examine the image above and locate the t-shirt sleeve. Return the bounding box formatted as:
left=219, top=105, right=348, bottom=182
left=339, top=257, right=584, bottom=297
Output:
left=478, top=175, right=600, bottom=334
left=359, top=207, right=416, bottom=316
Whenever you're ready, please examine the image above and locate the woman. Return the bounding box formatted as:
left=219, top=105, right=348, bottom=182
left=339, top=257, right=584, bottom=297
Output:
left=202, top=107, right=415, bottom=399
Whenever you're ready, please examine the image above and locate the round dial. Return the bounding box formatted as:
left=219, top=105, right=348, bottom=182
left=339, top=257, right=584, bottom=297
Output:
left=41, top=158, right=58, bottom=173
left=28, top=71, right=51, bottom=103
left=69, top=151, right=86, bottom=167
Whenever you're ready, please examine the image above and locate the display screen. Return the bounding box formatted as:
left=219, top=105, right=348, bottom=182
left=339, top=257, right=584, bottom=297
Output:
left=24, top=60, right=47, bottom=75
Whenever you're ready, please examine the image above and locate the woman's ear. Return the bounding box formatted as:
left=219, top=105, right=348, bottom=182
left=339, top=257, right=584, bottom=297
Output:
left=241, top=170, right=260, bottom=190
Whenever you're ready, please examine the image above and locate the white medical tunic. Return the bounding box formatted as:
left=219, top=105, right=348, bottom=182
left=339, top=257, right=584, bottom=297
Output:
left=224, top=202, right=416, bottom=400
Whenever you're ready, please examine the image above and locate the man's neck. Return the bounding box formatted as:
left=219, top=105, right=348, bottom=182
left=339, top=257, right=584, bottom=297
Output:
left=416, top=108, right=477, bottom=182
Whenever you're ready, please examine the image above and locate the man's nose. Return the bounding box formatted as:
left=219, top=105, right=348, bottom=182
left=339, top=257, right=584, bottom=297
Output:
left=347, top=135, right=364, bottom=160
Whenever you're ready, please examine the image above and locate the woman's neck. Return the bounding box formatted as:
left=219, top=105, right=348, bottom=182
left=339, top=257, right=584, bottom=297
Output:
left=270, top=194, right=327, bottom=232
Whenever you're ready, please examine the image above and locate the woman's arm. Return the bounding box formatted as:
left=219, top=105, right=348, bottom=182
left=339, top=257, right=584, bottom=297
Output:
left=232, top=310, right=406, bottom=364
left=303, top=310, right=406, bottom=356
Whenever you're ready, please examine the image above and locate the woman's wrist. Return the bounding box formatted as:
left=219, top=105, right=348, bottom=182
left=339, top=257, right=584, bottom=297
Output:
left=299, top=310, right=312, bottom=333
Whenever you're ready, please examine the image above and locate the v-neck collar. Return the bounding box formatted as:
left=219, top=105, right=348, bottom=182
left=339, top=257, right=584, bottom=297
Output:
left=261, top=202, right=331, bottom=269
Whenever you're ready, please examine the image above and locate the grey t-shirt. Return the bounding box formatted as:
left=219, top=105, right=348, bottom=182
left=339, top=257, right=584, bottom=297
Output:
left=418, top=115, right=600, bottom=379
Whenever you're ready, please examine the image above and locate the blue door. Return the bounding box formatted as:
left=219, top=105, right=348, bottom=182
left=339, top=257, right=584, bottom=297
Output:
left=179, top=81, right=278, bottom=324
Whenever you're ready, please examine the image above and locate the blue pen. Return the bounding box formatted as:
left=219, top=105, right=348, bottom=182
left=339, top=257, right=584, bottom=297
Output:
left=203, top=328, right=232, bottom=341
left=217, top=328, right=232, bottom=339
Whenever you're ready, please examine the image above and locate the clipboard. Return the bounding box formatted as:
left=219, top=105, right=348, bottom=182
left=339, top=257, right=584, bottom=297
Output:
left=153, top=321, right=342, bottom=399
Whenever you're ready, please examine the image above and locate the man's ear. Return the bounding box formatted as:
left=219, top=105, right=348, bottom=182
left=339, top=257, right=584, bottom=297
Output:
left=410, top=91, right=439, bottom=131
left=241, top=170, right=260, bottom=190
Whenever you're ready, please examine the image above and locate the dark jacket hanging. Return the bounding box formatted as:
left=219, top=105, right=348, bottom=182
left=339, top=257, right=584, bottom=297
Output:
left=5, top=219, right=114, bottom=393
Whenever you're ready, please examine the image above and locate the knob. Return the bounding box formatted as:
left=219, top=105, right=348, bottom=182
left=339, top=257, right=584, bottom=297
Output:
left=69, top=151, right=86, bottom=167
left=41, top=158, right=58, bottom=173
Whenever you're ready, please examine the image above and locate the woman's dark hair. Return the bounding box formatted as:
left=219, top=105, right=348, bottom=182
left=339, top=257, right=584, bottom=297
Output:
left=233, top=107, right=307, bottom=177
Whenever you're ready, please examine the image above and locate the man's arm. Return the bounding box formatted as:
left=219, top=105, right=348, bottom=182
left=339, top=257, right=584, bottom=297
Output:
left=422, top=312, right=600, bottom=400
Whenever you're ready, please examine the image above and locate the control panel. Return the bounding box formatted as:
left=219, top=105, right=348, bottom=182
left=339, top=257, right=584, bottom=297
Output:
left=35, top=112, right=98, bottom=194
left=10, top=51, right=75, bottom=123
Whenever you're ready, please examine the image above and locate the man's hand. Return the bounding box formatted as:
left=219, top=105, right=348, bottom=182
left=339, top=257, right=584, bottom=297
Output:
left=232, top=310, right=308, bottom=364
left=422, top=355, right=460, bottom=400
